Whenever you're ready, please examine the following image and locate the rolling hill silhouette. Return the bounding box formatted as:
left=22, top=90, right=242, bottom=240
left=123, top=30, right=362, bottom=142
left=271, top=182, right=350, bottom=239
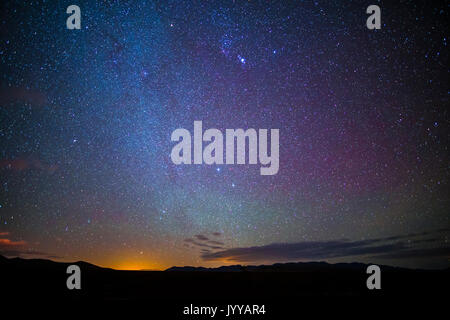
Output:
left=1, top=254, right=448, bottom=308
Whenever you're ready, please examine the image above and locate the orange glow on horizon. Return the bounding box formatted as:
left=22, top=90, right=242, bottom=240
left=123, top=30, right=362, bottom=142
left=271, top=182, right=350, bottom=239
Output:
left=111, top=261, right=164, bottom=271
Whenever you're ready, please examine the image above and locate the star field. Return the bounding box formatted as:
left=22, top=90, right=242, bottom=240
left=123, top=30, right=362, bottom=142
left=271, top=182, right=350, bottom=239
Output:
left=0, top=0, right=448, bottom=270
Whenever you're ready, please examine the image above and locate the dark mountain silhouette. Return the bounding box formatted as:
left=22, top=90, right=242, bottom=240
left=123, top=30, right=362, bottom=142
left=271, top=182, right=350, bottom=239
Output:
left=165, top=261, right=404, bottom=272
left=1, top=255, right=107, bottom=270
left=1, top=254, right=448, bottom=311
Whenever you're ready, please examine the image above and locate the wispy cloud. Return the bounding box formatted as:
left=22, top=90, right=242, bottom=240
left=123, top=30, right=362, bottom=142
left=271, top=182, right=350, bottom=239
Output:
left=201, top=229, right=449, bottom=264
left=0, top=86, right=47, bottom=107
left=184, top=233, right=226, bottom=251
left=0, top=232, right=62, bottom=259
left=195, top=234, right=209, bottom=241
left=0, top=238, right=26, bottom=246
left=0, top=249, right=64, bottom=259
left=0, top=158, right=57, bottom=173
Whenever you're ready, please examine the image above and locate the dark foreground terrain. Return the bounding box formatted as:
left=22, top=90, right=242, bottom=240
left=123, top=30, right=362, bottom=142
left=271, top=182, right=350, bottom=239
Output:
left=1, top=255, right=448, bottom=315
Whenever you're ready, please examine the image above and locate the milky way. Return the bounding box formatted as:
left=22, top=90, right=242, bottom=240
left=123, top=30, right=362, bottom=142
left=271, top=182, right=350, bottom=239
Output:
left=0, top=1, right=448, bottom=270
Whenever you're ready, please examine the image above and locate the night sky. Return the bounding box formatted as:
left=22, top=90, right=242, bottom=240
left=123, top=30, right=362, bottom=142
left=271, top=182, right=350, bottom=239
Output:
left=0, top=1, right=448, bottom=270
